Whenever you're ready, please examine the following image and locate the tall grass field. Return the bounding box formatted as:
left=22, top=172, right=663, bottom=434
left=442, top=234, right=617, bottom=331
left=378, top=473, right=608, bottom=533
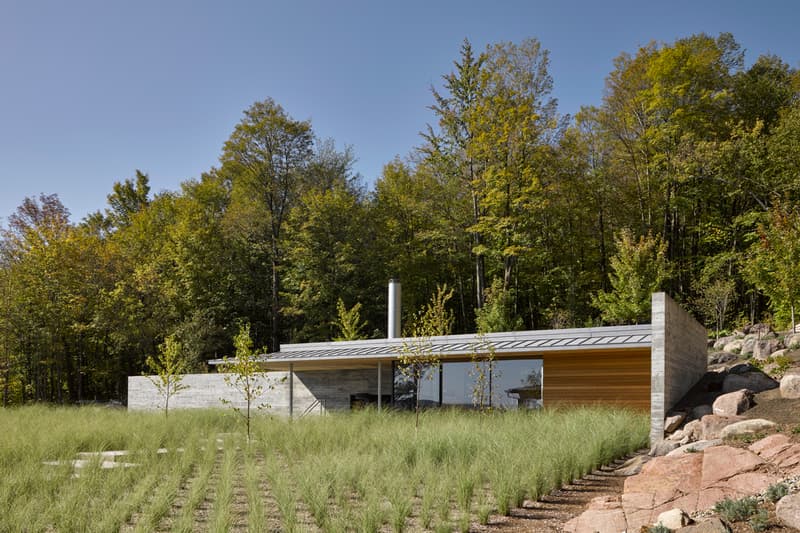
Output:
left=0, top=406, right=648, bottom=532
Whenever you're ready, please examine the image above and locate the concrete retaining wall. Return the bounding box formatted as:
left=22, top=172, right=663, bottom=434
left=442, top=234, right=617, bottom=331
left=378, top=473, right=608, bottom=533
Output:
left=650, top=292, right=707, bottom=443
left=128, top=366, right=393, bottom=416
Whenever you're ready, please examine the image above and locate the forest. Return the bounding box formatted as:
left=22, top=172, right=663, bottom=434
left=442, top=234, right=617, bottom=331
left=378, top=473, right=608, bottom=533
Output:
left=1, top=33, right=799, bottom=404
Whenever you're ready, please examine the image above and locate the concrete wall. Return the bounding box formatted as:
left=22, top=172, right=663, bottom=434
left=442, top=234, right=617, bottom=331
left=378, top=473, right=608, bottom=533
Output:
left=128, top=365, right=393, bottom=416
left=650, top=292, right=707, bottom=443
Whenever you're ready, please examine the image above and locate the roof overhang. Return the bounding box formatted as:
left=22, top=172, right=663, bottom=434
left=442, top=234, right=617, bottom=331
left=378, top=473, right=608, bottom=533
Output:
left=208, top=324, right=652, bottom=371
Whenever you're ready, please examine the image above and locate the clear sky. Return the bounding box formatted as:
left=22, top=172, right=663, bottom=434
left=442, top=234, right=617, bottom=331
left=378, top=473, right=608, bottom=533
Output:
left=1, top=0, right=798, bottom=223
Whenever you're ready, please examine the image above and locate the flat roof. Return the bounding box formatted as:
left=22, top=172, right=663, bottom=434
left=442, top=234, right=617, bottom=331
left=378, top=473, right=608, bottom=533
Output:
left=208, top=324, right=652, bottom=368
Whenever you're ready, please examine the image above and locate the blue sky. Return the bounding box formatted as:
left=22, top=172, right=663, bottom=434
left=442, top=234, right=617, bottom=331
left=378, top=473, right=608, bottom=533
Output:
left=1, top=0, right=798, bottom=223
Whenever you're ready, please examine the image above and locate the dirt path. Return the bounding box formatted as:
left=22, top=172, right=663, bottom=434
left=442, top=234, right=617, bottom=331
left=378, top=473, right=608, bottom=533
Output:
left=479, top=456, right=638, bottom=532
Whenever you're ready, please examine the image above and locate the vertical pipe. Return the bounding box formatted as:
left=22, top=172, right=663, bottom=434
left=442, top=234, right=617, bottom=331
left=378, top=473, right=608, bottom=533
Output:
left=377, top=361, right=382, bottom=412
left=289, top=363, right=294, bottom=419
left=388, top=279, right=401, bottom=339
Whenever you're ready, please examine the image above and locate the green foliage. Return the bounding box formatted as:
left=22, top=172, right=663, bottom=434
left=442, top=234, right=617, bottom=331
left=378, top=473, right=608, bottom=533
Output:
left=714, top=496, right=760, bottom=522
left=332, top=298, right=368, bottom=341
left=743, top=199, right=800, bottom=330
left=220, top=322, right=273, bottom=441
left=647, top=525, right=672, bottom=533
left=765, top=482, right=789, bottom=502
left=397, top=285, right=455, bottom=428
left=749, top=508, right=770, bottom=532
left=145, top=334, right=190, bottom=417
left=475, top=278, right=523, bottom=333
left=593, top=230, right=670, bottom=324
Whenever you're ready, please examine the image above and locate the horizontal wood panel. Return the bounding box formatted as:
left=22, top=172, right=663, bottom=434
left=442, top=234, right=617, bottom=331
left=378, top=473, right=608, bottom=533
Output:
left=542, top=349, right=650, bottom=411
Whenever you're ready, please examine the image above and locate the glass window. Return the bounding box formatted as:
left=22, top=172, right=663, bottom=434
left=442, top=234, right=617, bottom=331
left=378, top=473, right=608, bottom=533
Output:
left=392, top=358, right=542, bottom=410
left=392, top=361, right=440, bottom=409
left=494, top=359, right=542, bottom=409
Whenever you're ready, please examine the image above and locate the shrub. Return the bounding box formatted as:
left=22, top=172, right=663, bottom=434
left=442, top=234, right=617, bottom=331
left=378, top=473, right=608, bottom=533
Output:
left=749, top=508, right=770, bottom=532
left=648, top=525, right=672, bottom=533
left=765, top=482, right=789, bottom=502
left=714, top=496, right=760, bottom=522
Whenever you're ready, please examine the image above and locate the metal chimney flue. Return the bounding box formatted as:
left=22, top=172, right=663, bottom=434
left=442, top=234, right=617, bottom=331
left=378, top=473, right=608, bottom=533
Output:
left=388, top=279, right=401, bottom=339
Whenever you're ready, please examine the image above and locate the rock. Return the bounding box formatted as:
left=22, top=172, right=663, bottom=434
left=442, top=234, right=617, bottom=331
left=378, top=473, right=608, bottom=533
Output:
left=563, top=495, right=626, bottom=533
left=728, top=363, right=755, bottom=374
left=676, top=517, right=732, bottom=533
left=713, top=335, right=738, bottom=351
left=691, top=405, right=713, bottom=420
left=785, top=333, right=800, bottom=349
left=708, top=352, right=738, bottom=365
left=712, top=389, right=753, bottom=416
left=771, top=348, right=789, bottom=359
left=667, top=429, right=686, bottom=441
left=656, top=508, right=692, bottom=529
left=650, top=439, right=681, bottom=457
left=753, top=338, right=783, bottom=360
left=776, top=493, right=800, bottom=529
left=666, top=439, right=722, bottom=457
left=665, top=412, right=687, bottom=433
left=616, top=455, right=649, bottom=476
left=748, top=323, right=774, bottom=337
left=699, top=414, right=745, bottom=440
left=722, top=339, right=743, bottom=354
left=780, top=370, right=800, bottom=399
left=722, top=371, right=779, bottom=393
left=683, top=419, right=702, bottom=442
left=749, top=433, right=792, bottom=458
left=740, top=337, right=757, bottom=356
left=719, top=418, right=777, bottom=439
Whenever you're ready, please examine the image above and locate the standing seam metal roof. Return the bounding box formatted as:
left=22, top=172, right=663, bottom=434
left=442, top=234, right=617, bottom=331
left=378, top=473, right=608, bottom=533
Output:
left=208, top=324, right=652, bottom=365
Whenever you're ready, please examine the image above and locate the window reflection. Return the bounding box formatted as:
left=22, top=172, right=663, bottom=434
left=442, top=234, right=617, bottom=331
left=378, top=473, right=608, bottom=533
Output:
left=392, top=358, right=542, bottom=410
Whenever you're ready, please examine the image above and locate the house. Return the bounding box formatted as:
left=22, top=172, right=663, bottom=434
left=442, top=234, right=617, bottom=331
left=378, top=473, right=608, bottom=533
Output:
left=128, top=287, right=706, bottom=443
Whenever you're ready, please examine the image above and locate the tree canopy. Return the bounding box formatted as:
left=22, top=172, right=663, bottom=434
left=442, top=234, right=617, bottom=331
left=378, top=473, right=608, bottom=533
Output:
left=1, top=33, right=799, bottom=404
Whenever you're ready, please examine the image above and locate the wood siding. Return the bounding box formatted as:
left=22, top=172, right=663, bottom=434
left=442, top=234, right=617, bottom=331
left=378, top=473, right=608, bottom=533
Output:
left=541, top=348, right=651, bottom=411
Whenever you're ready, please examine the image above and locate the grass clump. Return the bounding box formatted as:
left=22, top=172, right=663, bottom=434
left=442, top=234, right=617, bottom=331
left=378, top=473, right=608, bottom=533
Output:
left=714, top=496, right=760, bottom=522
left=648, top=525, right=672, bottom=533
left=765, top=481, right=789, bottom=502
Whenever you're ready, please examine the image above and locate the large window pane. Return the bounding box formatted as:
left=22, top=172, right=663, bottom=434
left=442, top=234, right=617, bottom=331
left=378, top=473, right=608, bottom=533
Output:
left=392, top=362, right=440, bottom=409
left=442, top=361, right=473, bottom=407
left=494, top=359, right=542, bottom=409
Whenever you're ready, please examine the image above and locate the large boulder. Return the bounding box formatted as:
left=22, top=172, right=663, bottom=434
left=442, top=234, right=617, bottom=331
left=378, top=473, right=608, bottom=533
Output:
left=740, top=337, right=757, bottom=356
left=713, top=335, right=738, bottom=351
left=656, top=508, right=692, bottom=529
left=780, top=370, right=800, bottom=399
left=747, top=323, right=774, bottom=337
left=784, top=333, right=800, bottom=349
left=719, top=418, right=777, bottom=440
left=776, top=493, right=800, bottom=530
left=722, top=339, right=743, bottom=354
left=699, top=415, right=745, bottom=440
left=722, top=371, right=779, bottom=393
left=753, top=338, right=783, bottom=360
left=712, top=390, right=753, bottom=416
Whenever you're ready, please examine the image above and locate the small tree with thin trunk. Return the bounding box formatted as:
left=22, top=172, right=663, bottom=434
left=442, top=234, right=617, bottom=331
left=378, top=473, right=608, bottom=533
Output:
left=397, top=284, right=454, bottom=429
left=221, top=322, right=272, bottom=442
left=145, top=334, right=189, bottom=418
